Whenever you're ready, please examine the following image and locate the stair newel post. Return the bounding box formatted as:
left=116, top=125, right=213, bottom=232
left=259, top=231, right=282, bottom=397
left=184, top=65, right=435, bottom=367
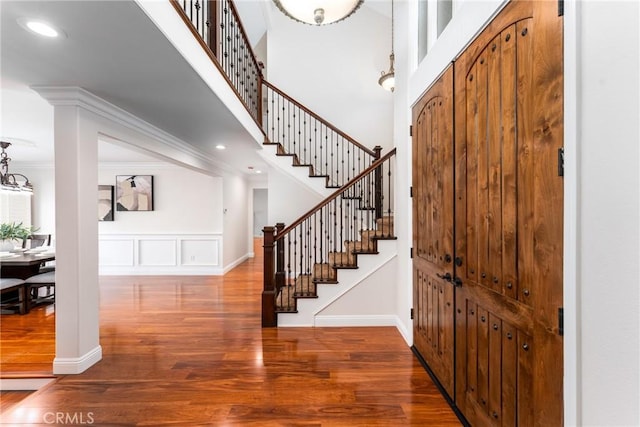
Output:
left=262, top=225, right=277, bottom=327
left=275, top=222, right=285, bottom=295
left=373, top=146, right=383, bottom=220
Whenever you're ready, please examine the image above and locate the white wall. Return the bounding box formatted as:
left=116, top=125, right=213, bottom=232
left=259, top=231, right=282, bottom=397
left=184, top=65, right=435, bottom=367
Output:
left=318, top=256, right=398, bottom=317
left=13, top=161, right=224, bottom=247
left=575, top=1, right=640, bottom=425
left=96, top=162, right=225, bottom=275
left=267, top=164, right=323, bottom=227
left=266, top=4, right=394, bottom=152
left=253, top=188, right=268, bottom=236
left=98, top=163, right=222, bottom=234
left=222, top=172, right=251, bottom=269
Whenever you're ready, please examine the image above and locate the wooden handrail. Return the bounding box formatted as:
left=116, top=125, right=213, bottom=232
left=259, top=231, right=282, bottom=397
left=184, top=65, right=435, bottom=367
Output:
left=275, top=148, right=396, bottom=239
left=170, top=0, right=265, bottom=134
left=263, top=80, right=377, bottom=157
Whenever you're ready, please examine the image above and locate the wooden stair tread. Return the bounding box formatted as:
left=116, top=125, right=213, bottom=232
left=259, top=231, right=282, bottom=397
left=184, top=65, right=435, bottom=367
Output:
left=274, top=216, right=395, bottom=314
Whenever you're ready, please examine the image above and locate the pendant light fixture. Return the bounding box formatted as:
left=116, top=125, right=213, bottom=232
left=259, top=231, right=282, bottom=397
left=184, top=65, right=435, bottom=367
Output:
left=378, top=0, right=395, bottom=92
left=0, top=141, right=33, bottom=192
left=273, top=0, right=364, bottom=26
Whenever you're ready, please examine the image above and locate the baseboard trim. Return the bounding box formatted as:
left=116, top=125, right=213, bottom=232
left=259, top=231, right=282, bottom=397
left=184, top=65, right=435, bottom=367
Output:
left=395, top=316, right=412, bottom=346
left=99, top=267, right=223, bottom=276
left=222, top=253, right=250, bottom=274
left=53, top=345, right=102, bottom=375
left=0, top=377, right=56, bottom=391
left=314, top=314, right=398, bottom=327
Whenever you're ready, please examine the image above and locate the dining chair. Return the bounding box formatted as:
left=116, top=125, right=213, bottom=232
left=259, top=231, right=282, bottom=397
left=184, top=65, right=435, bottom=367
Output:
left=24, top=271, right=55, bottom=312
left=22, top=234, right=55, bottom=273
left=22, top=234, right=51, bottom=249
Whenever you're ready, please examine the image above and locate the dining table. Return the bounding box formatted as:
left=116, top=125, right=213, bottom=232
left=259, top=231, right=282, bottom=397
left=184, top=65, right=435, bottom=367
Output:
left=0, top=250, right=56, bottom=279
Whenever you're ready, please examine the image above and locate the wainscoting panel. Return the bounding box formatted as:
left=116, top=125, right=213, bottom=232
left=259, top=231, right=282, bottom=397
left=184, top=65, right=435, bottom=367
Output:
left=180, top=239, right=220, bottom=266
left=99, top=239, right=135, bottom=266
left=99, top=234, right=223, bottom=275
left=138, top=239, right=176, bottom=266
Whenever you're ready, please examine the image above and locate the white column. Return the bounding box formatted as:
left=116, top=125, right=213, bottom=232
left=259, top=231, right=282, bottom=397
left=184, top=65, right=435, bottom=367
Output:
left=51, top=104, right=102, bottom=374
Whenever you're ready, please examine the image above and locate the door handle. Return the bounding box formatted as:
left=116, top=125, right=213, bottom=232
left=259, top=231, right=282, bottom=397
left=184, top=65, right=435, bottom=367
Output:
left=437, top=272, right=452, bottom=282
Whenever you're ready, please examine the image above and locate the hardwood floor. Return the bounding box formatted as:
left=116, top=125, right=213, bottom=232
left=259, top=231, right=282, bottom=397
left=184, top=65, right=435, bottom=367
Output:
left=0, top=304, right=55, bottom=374
left=1, top=239, right=460, bottom=426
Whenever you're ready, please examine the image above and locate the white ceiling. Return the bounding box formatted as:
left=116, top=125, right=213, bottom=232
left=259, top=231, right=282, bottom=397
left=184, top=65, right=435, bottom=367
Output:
left=0, top=0, right=268, bottom=175
left=0, top=0, right=391, bottom=175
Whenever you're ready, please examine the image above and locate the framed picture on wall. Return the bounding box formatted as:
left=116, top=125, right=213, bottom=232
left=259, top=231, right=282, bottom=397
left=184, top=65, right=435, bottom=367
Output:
left=98, top=185, right=114, bottom=221
left=116, top=175, right=154, bottom=211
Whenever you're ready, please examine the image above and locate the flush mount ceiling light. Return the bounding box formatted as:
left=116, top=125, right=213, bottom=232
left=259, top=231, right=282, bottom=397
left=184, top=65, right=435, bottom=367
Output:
left=273, top=0, right=364, bottom=25
left=378, top=0, right=395, bottom=92
left=215, top=144, right=226, bottom=150
left=17, top=18, right=64, bottom=38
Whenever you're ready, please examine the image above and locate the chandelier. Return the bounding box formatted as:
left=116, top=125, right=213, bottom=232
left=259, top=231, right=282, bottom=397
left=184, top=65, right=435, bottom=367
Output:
left=273, top=0, right=364, bottom=25
left=1, top=141, right=33, bottom=192
left=378, top=0, right=395, bottom=92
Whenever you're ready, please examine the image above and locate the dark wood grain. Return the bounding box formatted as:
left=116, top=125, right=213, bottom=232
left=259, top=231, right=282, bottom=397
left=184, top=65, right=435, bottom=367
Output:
left=1, top=239, right=460, bottom=426
left=453, top=1, right=563, bottom=425
left=411, top=66, right=455, bottom=399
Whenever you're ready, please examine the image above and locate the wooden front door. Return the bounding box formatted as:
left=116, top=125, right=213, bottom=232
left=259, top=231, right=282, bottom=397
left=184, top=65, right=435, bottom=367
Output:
left=412, top=65, right=455, bottom=397
left=454, top=1, right=563, bottom=425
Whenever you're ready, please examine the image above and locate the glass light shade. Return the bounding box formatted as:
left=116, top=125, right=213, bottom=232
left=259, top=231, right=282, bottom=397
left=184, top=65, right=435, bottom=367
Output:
left=379, top=73, right=395, bottom=92
left=273, top=0, right=364, bottom=25
left=378, top=53, right=395, bottom=92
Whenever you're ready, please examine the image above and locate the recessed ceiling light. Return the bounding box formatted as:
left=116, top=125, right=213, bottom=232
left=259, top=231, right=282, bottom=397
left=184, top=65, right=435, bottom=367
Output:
left=255, top=170, right=263, bottom=174
left=215, top=144, right=226, bottom=150
left=18, top=18, right=64, bottom=38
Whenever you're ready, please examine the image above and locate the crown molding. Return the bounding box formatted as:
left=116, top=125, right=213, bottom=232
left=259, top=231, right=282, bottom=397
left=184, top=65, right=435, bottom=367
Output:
left=30, top=86, right=238, bottom=176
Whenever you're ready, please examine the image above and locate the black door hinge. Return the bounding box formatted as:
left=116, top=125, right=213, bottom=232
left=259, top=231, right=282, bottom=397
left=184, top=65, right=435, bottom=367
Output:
left=410, top=247, right=414, bottom=259
left=410, top=186, right=413, bottom=197
left=558, top=307, right=564, bottom=336
left=558, top=147, right=564, bottom=177
left=558, top=0, right=564, bottom=16
left=411, top=308, right=414, bottom=320
left=409, top=125, right=413, bottom=137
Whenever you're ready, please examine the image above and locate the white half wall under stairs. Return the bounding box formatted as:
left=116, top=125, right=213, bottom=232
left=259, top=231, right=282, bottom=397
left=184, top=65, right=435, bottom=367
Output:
left=278, top=239, right=398, bottom=327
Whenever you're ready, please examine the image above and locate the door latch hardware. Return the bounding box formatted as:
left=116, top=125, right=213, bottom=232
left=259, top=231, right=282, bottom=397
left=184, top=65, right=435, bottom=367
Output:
left=558, top=147, right=565, bottom=177
left=558, top=307, right=564, bottom=336
left=453, top=277, right=463, bottom=287
left=437, top=272, right=452, bottom=282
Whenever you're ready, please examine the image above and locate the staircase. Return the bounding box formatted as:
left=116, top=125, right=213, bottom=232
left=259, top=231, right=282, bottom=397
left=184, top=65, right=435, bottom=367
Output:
left=277, top=215, right=395, bottom=310
left=260, top=80, right=382, bottom=196
left=172, top=0, right=397, bottom=328
left=262, top=150, right=397, bottom=326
